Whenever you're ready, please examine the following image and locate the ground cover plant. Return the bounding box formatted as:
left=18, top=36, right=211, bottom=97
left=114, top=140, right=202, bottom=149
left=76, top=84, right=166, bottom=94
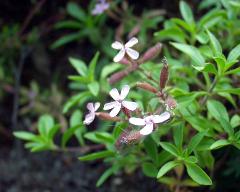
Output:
left=1, top=0, right=240, bottom=191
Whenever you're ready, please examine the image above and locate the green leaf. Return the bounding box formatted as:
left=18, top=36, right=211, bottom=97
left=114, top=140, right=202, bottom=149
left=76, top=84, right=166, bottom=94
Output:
left=173, top=124, right=183, bottom=150
left=95, top=132, right=115, bottom=144
left=207, top=100, right=229, bottom=122
left=154, top=27, right=186, bottom=43
left=157, top=161, right=180, bottom=178
left=70, top=110, right=82, bottom=127
left=230, top=115, right=240, bottom=128
left=88, top=81, right=100, bottom=96
left=88, top=52, right=100, bottom=81
left=79, top=150, right=115, bottom=161
left=201, top=63, right=217, bottom=75
left=67, top=2, right=86, bottom=22
left=210, top=139, right=230, bottom=150
left=61, top=124, right=83, bottom=147
left=185, top=163, right=212, bottom=185
left=216, top=88, right=240, bottom=95
left=96, top=166, right=117, bottom=187
left=225, top=67, right=240, bottom=75
left=55, top=20, right=82, bottom=29
left=198, top=10, right=226, bottom=29
left=69, top=57, right=88, bottom=76
left=38, top=115, right=54, bottom=137
left=144, top=136, right=158, bottom=164
left=206, top=30, right=222, bottom=56
left=142, top=162, right=158, bottom=178
left=51, top=32, right=83, bottom=49
left=227, top=44, right=240, bottom=62
left=171, top=42, right=205, bottom=70
left=68, top=75, right=91, bottom=83
left=180, top=1, right=195, bottom=25
left=213, top=56, right=226, bottom=73
left=160, top=142, right=179, bottom=157
left=101, top=63, right=123, bottom=79
left=13, top=131, right=38, bottom=141
left=48, top=124, right=60, bottom=140
left=63, top=91, right=92, bottom=113
left=187, top=132, right=205, bottom=155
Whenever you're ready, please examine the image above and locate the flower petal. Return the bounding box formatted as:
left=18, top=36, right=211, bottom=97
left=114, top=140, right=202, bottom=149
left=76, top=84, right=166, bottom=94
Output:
left=109, top=88, right=120, bottom=100
left=140, top=123, right=154, bottom=135
left=109, top=105, right=121, bottom=117
left=103, top=101, right=119, bottom=110
left=83, top=113, right=95, bottom=125
left=125, top=37, right=138, bottom=48
left=126, top=47, right=139, bottom=60
left=122, top=101, right=138, bottom=111
left=86, top=103, right=94, bottom=112
left=120, top=85, right=130, bottom=100
left=152, top=112, right=171, bottom=124
left=112, top=41, right=123, bottom=50
left=113, top=49, right=125, bottom=62
left=129, top=117, right=145, bottom=126
left=94, top=102, right=100, bottom=111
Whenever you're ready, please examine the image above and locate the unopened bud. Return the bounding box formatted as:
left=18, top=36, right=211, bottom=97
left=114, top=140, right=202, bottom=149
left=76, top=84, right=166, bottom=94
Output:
left=165, top=96, right=177, bottom=110
left=139, top=43, right=162, bottom=63
left=119, top=57, right=131, bottom=65
left=136, top=82, right=158, bottom=93
left=115, top=129, right=142, bottom=149
left=96, top=112, right=121, bottom=121
left=160, top=57, right=168, bottom=90
left=128, top=25, right=140, bottom=39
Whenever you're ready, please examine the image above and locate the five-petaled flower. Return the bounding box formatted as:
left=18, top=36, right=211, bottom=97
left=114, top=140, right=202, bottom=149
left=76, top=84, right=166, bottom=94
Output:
left=129, top=112, right=171, bottom=135
left=83, top=102, right=100, bottom=125
left=104, top=85, right=138, bottom=117
left=112, top=37, right=139, bottom=62
left=92, top=0, right=109, bottom=15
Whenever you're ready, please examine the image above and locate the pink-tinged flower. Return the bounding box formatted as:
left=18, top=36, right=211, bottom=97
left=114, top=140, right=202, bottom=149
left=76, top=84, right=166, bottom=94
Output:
left=129, top=112, right=171, bottom=135
left=112, top=37, right=139, bottom=62
left=103, top=85, right=138, bottom=117
left=83, top=102, right=100, bottom=125
left=92, top=0, right=109, bottom=15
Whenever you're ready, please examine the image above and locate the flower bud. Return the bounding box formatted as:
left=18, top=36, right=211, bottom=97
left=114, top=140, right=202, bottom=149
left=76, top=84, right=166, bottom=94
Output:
left=136, top=82, right=158, bottom=93
left=165, top=96, right=177, bottom=110
left=159, top=57, right=168, bottom=91
left=139, top=43, right=162, bottom=63
left=96, top=112, right=121, bottom=121
left=115, top=129, right=142, bottom=149
left=128, top=25, right=140, bottom=39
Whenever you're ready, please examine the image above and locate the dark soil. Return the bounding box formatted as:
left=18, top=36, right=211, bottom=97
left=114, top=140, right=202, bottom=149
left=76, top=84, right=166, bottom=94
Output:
left=0, top=146, right=160, bottom=192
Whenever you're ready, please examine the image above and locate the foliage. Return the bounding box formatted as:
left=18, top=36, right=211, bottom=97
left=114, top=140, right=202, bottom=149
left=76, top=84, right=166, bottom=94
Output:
left=13, top=0, right=240, bottom=191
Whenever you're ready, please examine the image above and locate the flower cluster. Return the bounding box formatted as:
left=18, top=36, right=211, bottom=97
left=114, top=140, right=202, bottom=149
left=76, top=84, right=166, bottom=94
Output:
left=83, top=37, right=175, bottom=145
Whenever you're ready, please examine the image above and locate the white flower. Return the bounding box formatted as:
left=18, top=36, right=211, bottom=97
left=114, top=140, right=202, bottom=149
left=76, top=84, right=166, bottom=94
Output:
left=83, top=102, right=100, bottom=125
left=112, top=37, right=139, bottom=62
left=103, top=85, right=138, bottom=117
left=129, top=112, right=171, bottom=135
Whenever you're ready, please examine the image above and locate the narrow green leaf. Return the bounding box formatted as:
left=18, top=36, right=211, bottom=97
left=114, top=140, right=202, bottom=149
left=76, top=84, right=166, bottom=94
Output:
left=160, top=142, right=179, bottom=157
left=142, top=162, right=158, bottom=178
left=210, top=139, right=230, bottom=150
left=187, top=132, right=205, bottom=154
left=157, top=161, right=180, bottom=178
left=38, top=115, right=54, bottom=137
left=171, top=42, right=205, bottom=71
left=206, top=30, right=222, bottom=56
left=185, top=163, right=212, bottom=185
left=227, top=44, right=240, bottom=62
left=180, top=1, right=195, bottom=25
left=173, top=124, right=183, bottom=150
left=88, top=81, right=100, bottom=96
left=67, top=2, right=86, bottom=21
left=207, top=100, right=229, bottom=122
left=79, top=150, right=115, bottom=161
left=13, top=131, right=38, bottom=141
left=69, top=57, right=88, bottom=76
left=144, top=136, right=158, bottom=164
left=88, top=52, right=100, bottom=81
left=96, top=166, right=117, bottom=187
left=61, top=124, right=82, bottom=147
